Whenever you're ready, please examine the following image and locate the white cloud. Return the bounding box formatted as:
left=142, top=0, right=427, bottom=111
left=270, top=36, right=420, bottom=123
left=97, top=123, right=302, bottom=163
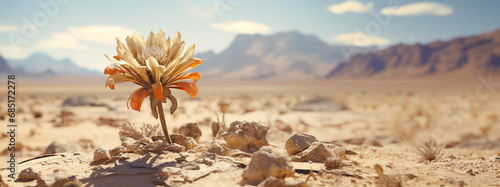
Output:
left=0, top=24, right=19, bottom=33
left=38, top=32, right=89, bottom=51
left=328, top=1, right=373, bottom=14
left=381, top=2, right=453, bottom=16
left=211, top=20, right=271, bottom=34
left=333, top=32, right=389, bottom=46
left=68, top=25, right=136, bottom=44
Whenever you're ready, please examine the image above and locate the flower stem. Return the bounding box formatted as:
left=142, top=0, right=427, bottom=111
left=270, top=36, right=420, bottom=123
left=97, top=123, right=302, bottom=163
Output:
left=157, top=102, right=172, bottom=144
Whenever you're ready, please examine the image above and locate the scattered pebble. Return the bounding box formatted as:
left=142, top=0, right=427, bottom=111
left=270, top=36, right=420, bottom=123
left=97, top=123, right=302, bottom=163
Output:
left=93, top=146, right=111, bottom=162
left=285, top=132, right=318, bottom=155
left=170, top=133, right=198, bottom=150
left=242, top=146, right=294, bottom=185
left=324, top=157, right=342, bottom=170
left=178, top=122, right=202, bottom=143
left=292, top=142, right=336, bottom=163
left=222, top=121, right=269, bottom=153
left=17, top=167, right=40, bottom=181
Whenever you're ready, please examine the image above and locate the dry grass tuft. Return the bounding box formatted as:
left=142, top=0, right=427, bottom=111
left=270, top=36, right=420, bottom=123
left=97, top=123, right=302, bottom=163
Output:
left=409, top=138, right=445, bottom=162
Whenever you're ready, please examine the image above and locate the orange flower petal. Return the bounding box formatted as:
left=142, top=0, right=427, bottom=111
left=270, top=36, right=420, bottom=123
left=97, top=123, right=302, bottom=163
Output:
left=152, top=82, right=163, bottom=100
left=177, top=72, right=201, bottom=83
left=189, top=58, right=203, bottom=68
left=172, top=82, right=198, bottom=98
left=113, top=55, right=122, bottom=61
left=104, top=66, right=124, bottom=76
left=126, top=88, right=150, bottom=112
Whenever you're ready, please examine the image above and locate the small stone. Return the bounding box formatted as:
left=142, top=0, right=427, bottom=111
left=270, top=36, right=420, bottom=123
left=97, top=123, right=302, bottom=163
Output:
left=73, top=152, right=81, bottom=156
left=222, top=121, right=270, bottom=153
left=109, top=146, right=127, bottom=156
left=179, top=122, right=202, bottom=143
left=242, top=146, right=294, bottom=185
left=164, top=143, right=185, bottom=153
left=17, top=167, right=40, bottom=181
left=170, top=133, right=198, bottom=150
left=207, top=144, right=231, bottom=156
left=292, top=142, right=335, bottom=163
left=93, top=146, right=111, bottom=162
left=324, top=157, right=342, bottom=170
left=285, top=133, right=318, bottom=155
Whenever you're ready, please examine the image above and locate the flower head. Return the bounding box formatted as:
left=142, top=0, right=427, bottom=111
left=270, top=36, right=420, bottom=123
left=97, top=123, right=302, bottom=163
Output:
left=104, top=30, right=203, bottom=118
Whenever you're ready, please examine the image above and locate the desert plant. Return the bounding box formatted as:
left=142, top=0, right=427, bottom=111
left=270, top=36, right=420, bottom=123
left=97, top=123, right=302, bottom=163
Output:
left=104, top=30, right=203, bottom=144
left=212, top=102, right=230, bottom=138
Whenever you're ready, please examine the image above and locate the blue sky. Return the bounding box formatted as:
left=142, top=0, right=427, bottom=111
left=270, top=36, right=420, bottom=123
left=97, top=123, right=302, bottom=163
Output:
left=0, top=0, right=499, bottom=71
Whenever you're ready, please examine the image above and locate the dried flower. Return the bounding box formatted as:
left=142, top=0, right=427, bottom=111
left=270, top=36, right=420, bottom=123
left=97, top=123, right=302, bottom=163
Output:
left=104, top=30, right=203, bottom=144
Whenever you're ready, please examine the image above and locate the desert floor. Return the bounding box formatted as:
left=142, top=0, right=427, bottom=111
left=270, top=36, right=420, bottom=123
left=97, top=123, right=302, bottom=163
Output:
left=0, top=77, right=499, bottom=186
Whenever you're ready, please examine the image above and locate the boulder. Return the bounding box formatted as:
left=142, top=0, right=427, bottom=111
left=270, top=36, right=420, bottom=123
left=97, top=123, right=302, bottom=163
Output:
left=222, top=121, right=269, bottom=153
left=178, top=122, right=202, bottom=143
left=242, top=146, right=294, bottom=185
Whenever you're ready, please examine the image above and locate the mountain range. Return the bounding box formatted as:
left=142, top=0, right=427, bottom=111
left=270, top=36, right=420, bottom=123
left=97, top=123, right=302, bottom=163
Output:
left=326, top=29, right=500, bottom=79
left=196, top=31, right=377, bottom=80
left=7, top=53, right=99, bottom=76
left=0, top=55, right=13, bottom=74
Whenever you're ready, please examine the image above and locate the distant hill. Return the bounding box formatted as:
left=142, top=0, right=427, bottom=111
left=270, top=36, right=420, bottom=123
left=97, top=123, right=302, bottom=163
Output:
left=196, top=31, right=377, bottom=80
left=7, top=53, right=99, bottom=76
left=326, top=29, right=500, bottom=79
left=0, top=54, right=13, bottom=74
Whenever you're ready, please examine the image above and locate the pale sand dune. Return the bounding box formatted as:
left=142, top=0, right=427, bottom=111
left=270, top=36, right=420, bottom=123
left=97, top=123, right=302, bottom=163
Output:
left=0, top=77, right=499, bottom=186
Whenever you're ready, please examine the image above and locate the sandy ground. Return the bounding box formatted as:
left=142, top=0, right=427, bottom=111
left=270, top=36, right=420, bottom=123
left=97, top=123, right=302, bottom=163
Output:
left=0, top=77, right=499, bottom=186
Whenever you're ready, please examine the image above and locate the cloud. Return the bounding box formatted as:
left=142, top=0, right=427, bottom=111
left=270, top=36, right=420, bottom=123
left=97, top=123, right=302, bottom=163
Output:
left=38, top=32, right=89, bottom=51
left=68, top=25, right=136, bottom=44
left=328, top=1, right=373, bottom=14
left=333, top=32, right=389, bottom=46
left=381, top=2, right=453, bottom=16
left=0, top=24, right=19, bottom=33
left=211, top=20, right=271, bottom=34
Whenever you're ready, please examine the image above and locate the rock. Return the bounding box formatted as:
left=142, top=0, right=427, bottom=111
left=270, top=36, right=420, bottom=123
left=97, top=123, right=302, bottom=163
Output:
left=17, top=167, right=40, bottom=181
left=164, top=143, right=185, bottom=153
left=62, top=96, right=110, bottom=109
left=292, top=142, right=336, bottom=163
left=257, top=176, right=308, bottom=187
left=324, top=157, right=342, bottom=170
left=290, top=98, right=344, bottom=112
left=170, top=133, right=198, bottom=150
left=179, top=122, right=202, bottom=143
left=36, top=173, right=81, bottom=187
left=222, top=121, right=269, bottom=153
left=207, top=144, right=231, bottom=156
left=93, top=146, right=111, bottom=162
left=110, top=146, right=127, bottom=156
left=242, top=146, right=294, bottom=185
left=285, top=133, right=318, bottom=155
left=45, top=139, right=95, bottom=154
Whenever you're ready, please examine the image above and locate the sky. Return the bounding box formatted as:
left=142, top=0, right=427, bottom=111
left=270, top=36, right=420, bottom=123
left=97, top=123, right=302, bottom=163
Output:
left=0, top=0, right=499, bottom=72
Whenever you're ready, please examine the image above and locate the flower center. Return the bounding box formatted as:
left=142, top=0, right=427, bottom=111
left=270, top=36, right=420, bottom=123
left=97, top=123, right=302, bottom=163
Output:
left=142, top=46, right=165, bottom=62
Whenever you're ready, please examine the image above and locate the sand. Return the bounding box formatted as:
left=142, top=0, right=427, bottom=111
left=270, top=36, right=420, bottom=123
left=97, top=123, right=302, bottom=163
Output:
left=0, top=77, right=499, bottom=186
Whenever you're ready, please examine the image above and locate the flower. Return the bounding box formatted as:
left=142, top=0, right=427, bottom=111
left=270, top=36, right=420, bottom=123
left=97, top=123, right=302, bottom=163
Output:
left=104, top=30, right=203, bottom=118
